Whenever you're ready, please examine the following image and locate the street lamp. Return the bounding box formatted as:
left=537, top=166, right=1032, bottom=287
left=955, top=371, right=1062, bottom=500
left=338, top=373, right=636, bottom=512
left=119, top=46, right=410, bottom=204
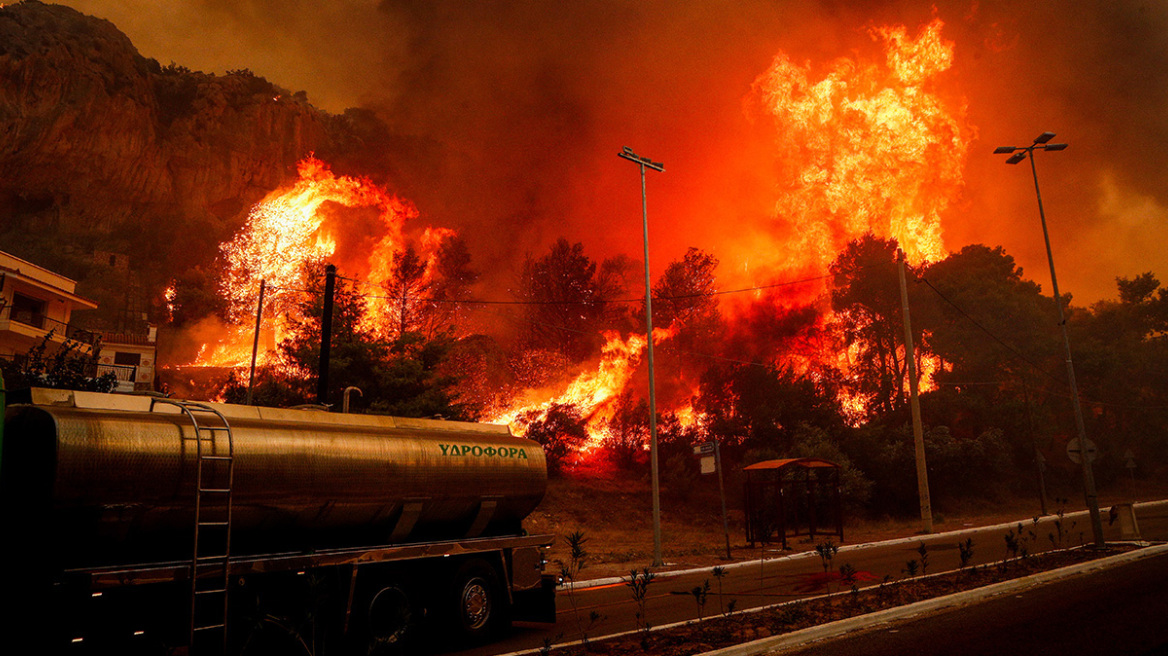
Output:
left=995, top=132, right=1104, bottom=548
left=618, top=146, right=665, bottom=567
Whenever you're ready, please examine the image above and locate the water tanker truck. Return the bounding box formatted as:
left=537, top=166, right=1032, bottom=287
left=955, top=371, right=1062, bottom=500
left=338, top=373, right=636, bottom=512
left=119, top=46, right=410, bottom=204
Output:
left=0, top=387, right=556, bottom=654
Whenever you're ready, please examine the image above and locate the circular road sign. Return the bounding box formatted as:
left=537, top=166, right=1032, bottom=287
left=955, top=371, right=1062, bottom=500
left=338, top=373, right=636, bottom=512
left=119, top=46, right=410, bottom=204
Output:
left=1066, top=438, right=1097, bottom=465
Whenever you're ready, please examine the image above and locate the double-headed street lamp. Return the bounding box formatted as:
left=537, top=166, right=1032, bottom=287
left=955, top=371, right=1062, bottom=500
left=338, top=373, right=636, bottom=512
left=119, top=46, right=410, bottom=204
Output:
left=618, top=146, right=665, bottom=567
left=995, top=132, right=1104, bottom=548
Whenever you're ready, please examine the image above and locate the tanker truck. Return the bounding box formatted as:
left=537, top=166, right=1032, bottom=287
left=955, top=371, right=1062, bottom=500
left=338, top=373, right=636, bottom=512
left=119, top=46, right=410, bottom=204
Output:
left=0, top=387, right=557, bottom=655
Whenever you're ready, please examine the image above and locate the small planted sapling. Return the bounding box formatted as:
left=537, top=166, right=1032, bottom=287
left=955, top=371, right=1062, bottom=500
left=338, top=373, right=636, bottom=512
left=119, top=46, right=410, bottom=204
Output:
left=838, top=562, right=859, bottom=600
left=691, top=579, right=710, bottom=622
left=815, top=540, right=839, bottom=574
left=712, top=566, right=727, bottom=616
left=916, top=542, right=930, bottom=575
left=903, top=558, right=919, bottom=578
left=958, top=538, right=975, bottom=570
left=624, top=568, right=656, bottom=649
left=557, top=531, right=602, bottom=648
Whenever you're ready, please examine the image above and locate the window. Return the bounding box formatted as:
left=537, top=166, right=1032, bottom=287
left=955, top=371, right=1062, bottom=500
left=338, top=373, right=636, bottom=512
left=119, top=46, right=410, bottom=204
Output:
left=114, top=351, right=141, bottom=366
left=114, top=352, right=141, bottom=381
left=11, top=293, right=46, bottom=328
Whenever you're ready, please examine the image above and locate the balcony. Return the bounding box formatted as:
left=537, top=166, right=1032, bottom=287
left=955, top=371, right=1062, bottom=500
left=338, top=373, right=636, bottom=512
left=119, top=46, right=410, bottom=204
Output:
left=0, top=305, right=96, bottom=346
left=0, top=353, right=135, bottom=391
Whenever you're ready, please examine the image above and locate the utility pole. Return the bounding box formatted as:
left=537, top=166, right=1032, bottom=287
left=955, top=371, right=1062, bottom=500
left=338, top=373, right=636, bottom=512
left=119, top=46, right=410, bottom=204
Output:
left=618, top=146, right=665, bottom=568
left=318, top=264, right=336, bottom=407
left=245, top=279, right=265, bottom=406
left=898, top=250, right=932, bottom=533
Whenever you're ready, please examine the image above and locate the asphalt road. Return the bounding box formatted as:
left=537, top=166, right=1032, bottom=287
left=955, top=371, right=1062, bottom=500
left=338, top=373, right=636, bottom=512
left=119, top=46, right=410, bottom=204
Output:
left=773, top=548, right=1168, bottom=656
left=451, top=500, right=1168, bottom=656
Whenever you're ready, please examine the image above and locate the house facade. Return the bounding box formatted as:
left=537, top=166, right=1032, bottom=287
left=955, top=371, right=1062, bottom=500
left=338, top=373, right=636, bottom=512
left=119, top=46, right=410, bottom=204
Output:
left=98, top=327, right=158, bottom=393
left=0, top=250, right=98, bottom=357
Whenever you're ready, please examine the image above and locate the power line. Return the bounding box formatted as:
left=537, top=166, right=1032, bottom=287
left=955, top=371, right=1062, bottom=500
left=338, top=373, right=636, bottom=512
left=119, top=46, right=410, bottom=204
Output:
left=328, top=264, right=878, bottom=308
left=917, top=276, right=1064, bottom=386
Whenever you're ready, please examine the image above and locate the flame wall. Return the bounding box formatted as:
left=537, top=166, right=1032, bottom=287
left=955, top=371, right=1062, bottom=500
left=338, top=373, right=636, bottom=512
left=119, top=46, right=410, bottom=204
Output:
left=58, top=0, right=1168, bottom=305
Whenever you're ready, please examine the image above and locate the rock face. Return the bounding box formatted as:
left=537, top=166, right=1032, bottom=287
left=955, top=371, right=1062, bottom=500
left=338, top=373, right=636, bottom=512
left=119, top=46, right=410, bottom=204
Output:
left=0, top=1, right=355, bottom=270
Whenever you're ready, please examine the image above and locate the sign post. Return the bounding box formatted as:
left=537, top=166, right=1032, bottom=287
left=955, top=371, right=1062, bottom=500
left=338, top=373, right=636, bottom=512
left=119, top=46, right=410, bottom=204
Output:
left=1066, top=437, right=1097, bottom=465
left=695, top=441, right=732, bottom=559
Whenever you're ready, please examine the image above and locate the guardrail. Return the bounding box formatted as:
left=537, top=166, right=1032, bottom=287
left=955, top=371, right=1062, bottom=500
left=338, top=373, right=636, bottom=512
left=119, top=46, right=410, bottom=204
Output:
left=96, top=363, right=137, bottom=382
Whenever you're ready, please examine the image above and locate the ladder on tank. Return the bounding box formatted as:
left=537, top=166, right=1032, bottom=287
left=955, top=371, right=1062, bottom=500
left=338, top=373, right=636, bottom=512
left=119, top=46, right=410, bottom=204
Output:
left=151, top=398, right=236, bottom=655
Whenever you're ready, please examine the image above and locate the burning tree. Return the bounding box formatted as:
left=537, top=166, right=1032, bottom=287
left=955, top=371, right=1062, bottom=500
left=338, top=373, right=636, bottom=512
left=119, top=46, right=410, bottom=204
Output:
left=514, top=238, right=632, bottom=361
left=829, top=235, right=926, bottom=417
left=219, top=261, right=467, bottom=418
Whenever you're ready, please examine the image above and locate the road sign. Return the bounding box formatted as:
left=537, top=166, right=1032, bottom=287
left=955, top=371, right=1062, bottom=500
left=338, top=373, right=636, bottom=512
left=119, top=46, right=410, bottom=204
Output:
left=693, top=442, right=716, bottom=456
left=1066, top=438, right=1097, bottom=464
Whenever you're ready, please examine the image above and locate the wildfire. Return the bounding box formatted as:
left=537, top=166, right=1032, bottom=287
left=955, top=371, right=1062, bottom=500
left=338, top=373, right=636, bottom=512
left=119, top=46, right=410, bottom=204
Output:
left=751, top=18, right=968, bottom=271
left=492, top=327, right=676, bottom=450
left=219, top=156, right=414, bottom=324
left=180, top=19, right=967, bottom=446
left=191, top=156, right=460, bottom=368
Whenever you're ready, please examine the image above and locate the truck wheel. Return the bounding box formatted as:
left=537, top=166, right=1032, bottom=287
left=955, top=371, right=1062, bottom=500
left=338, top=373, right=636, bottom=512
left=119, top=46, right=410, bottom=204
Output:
left=367, top=583, right=418, bottom=650
left=238, top=617, right=313, bottom=656
left=449, top=559, right=506, bottom=643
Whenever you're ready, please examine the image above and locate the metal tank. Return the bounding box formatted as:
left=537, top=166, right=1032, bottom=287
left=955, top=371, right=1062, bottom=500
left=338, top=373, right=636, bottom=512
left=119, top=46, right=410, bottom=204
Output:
left=1, top=388, right=547, bottom=568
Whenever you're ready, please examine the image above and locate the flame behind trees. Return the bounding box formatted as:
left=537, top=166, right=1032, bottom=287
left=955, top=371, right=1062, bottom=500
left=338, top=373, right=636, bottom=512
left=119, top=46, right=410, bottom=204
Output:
left=749, top=19, right=967, bottom=273
left=513, top=238, right=637, bottom=361
left=184, top=19, right=976, bottom=465
left=829, top=235, right=924, bottom=417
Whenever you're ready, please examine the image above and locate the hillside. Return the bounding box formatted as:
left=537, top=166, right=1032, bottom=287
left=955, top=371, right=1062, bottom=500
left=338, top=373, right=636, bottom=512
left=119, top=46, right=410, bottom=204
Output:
left=0, top=1, right=394, bottom=329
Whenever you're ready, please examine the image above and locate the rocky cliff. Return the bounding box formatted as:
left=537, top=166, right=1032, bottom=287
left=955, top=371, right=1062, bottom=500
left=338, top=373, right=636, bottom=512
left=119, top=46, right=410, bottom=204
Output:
left=0, top=1, right=385, bottom=323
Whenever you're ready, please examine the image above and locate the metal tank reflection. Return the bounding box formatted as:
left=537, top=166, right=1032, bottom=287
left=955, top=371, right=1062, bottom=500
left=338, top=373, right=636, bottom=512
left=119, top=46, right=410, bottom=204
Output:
left=3, top=389, right=546, bottom=567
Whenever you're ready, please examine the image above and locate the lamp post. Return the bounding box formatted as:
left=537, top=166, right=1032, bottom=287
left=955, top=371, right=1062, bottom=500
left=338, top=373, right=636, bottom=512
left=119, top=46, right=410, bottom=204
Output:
left=994, top=132, right=1104, bottom=548
left=618, top=146, right=665, bottom=567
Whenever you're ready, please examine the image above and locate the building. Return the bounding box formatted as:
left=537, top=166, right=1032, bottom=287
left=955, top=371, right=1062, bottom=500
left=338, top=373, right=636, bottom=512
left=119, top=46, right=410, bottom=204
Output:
left=98, top=327, right=159, bottom=393
left=0, top=250, right=98, bottom=357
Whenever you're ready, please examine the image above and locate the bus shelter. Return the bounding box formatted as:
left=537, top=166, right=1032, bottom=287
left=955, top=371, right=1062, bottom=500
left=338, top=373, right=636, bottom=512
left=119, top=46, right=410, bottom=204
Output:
left=743, top=458, right=843, bottom=549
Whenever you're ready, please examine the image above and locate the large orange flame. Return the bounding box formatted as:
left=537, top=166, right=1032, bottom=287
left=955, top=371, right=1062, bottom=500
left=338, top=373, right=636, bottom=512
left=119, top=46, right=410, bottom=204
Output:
left=193, top=156, right=452, bottom=367
left=492, top=327, right=676, bottom=450
left=185, top=20, right=967, bottom=441
left=751, top=18, right=968, bottom=272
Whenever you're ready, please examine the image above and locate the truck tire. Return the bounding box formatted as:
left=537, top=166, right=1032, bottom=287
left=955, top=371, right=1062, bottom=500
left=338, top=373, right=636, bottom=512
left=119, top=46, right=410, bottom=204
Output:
left=448, top=559, right=507, bottom=643
left=367, top=583, right=419, bottom=653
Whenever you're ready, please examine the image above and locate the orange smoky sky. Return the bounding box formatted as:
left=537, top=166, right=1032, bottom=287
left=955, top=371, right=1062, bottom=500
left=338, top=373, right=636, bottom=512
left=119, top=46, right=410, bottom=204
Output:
left=58, top=0, right=1168, bottom=304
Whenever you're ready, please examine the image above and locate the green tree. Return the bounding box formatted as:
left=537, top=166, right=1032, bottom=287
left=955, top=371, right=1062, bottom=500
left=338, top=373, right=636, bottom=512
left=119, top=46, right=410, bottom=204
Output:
left=650, top=247, right=723, bottom=379
left=381, top=237, right=478, bottom=340
left=1072, top=273, right=1168, bottom=478
left=829, top=235, right=922, bottom=416
left=273, top=263, right=464, bottom=417
left=0, top=332, right=117, bottom=393
left=695, top=362, right=845, bottom=452
left=599, top=390, right=649, bottom=470
left=517, top=403, right=588, bottom=476
left=916, top=244, right=1066, bottom=475
left=514, top=239, right=620, bottom=360
left=651, top=247, right=721, bottom=336
left=919, top=244, right=1054, bottom=388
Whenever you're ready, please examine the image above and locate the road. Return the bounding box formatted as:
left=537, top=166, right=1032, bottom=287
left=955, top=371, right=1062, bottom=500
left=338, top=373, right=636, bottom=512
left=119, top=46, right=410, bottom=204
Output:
left=452, top=500, right=1168, bottom=656
left=775, top=548, right=1168, bottom=656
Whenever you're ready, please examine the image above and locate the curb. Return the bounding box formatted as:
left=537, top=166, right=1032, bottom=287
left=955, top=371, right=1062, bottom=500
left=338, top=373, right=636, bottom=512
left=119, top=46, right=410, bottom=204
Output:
left=566, top=499, right=1168, bottom=590
left=695, top=541, right=1168, bottom=656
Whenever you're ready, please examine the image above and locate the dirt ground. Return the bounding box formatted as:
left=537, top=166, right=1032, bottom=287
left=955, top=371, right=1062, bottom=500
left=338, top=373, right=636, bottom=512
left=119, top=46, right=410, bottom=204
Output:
left=523, top=468, right=1168, bottom=580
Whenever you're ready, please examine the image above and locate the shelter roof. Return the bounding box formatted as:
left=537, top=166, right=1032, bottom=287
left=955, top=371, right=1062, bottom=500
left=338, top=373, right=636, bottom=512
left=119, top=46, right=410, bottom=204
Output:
left=743, top=457, right=839, bottom=471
